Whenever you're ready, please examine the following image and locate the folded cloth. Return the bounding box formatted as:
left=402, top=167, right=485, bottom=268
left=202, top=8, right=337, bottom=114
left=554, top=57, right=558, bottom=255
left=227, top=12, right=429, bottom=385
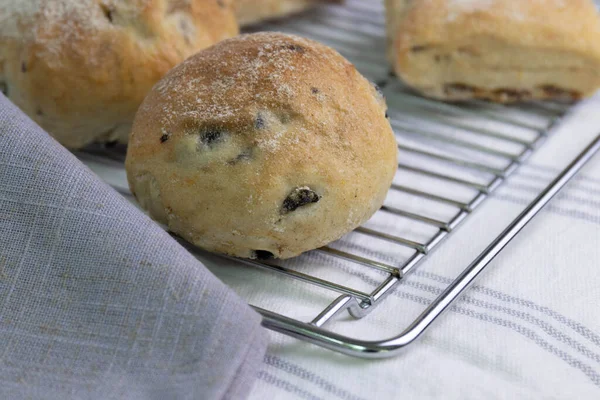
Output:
left=0, top=94, right=268, bottom=400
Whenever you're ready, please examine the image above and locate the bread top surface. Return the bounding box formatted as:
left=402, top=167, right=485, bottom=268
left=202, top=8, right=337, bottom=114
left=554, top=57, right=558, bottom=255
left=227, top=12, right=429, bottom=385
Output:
left=126, top=32, right=397, bottom=258
left=390, top=0, right=600, bottom=62
left=128, top=32, right=392, bottom=161
left=0, top=0, right=238, bottom=148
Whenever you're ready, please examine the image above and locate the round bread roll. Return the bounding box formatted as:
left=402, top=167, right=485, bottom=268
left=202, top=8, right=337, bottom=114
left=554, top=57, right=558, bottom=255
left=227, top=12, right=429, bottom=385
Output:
left=125, top=32, right=398, bottom=259
left=0, top=0, right=238, bottom=149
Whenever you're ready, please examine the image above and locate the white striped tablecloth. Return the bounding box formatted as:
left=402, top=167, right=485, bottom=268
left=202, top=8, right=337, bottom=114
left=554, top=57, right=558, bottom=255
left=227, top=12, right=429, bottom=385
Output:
left=245, top=94, right=600, bottom=399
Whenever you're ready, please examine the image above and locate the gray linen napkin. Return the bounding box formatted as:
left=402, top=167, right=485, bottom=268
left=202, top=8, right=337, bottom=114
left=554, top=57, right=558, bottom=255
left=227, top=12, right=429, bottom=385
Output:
left=0, top=94, right=268, bottom=400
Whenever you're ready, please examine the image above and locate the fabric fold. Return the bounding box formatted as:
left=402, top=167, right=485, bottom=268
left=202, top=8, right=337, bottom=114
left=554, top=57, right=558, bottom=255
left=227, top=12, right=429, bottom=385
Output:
left=0, top=94, right=268, bottom=400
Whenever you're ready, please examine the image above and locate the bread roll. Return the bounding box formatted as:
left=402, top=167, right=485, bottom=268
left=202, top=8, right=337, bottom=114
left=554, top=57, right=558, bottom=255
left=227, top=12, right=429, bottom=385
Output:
left=0, top=0, right=238, bottom=149
left=235, top=0, right=337, bottom=26
left=386, top=0, right=600, bottom=102
left=125, top=32, right=397, bottom=259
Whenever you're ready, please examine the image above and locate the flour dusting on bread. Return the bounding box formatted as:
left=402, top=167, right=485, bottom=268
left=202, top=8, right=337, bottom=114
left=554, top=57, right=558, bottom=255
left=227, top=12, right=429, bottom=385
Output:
left=446, top=0, right=494, bottom=21
left=1, top=1, right=113, bottom=41
left=151, top=33, right=349, bottom=153
left=446, top=0, right=570, bottom=22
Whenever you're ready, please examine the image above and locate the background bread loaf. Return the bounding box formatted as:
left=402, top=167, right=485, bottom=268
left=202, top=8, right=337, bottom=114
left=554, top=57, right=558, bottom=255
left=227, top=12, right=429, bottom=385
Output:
left=0, top=0, right=238, bottom=149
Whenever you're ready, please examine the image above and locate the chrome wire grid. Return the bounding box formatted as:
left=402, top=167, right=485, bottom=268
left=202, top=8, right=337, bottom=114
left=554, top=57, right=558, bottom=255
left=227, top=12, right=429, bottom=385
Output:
left=78, top=0, right=576, bottom=357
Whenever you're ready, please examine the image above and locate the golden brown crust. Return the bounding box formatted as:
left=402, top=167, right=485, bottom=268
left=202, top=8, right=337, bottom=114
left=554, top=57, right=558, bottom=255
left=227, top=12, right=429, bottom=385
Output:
left=125, top=32, right=398, bottom=259
left=386, top=0, right=600, bottom=102
left=0, top=0, right=238, bottom=149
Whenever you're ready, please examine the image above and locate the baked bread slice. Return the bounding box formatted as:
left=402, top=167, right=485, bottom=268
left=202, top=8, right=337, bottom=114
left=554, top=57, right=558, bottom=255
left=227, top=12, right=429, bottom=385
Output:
left=386, top=0, right=600, bottom=102
left=235, top=0, right=340, bottom=26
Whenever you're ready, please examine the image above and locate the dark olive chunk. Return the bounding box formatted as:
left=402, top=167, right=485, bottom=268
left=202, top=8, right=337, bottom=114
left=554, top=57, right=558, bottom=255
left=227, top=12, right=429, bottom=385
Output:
left=282, top=186, right=320, bottom=214
left=285, top=44, right=305, bottom=53
left=21, top=62, right=27, bottom=73
left=311, top=87, right=320, bottom=94
left=199, top=127, right=225, bottom=147
left=36, top=108, right=43, bottom=116
left=372, top=82, right=385, bottom=100
left=411, top=45, right=428, bottom=52
left=160, top=133, right=170, bottom=143
left=100, top=4, right=114, bottom=22
left=255, top=113, right=265, bottom=129
left=254, top=250, right=274, bottom=260
left=227, top=148, right=252, bottom=165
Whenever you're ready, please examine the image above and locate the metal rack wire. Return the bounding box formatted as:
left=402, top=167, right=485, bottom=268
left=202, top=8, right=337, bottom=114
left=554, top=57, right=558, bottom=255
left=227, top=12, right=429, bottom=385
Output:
left=78, top=0, right=582, bottom=357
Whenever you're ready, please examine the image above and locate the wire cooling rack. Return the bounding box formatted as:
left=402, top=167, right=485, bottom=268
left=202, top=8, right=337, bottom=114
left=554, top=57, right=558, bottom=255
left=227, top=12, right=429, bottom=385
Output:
left=77, top=0, right=584, bottom=357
